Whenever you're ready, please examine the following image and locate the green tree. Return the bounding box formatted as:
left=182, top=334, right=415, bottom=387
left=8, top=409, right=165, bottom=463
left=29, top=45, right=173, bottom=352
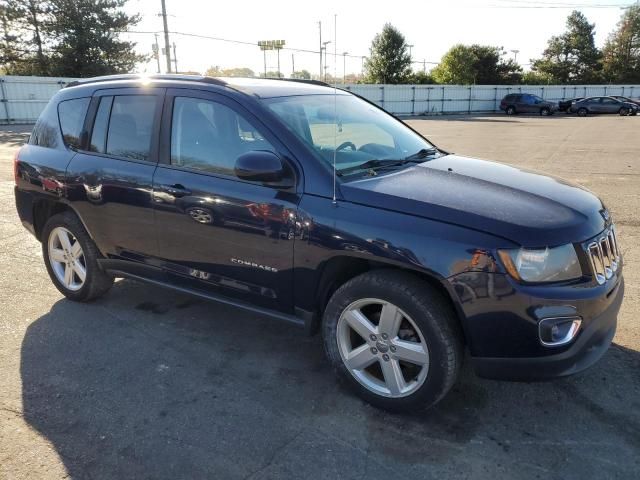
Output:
left=47, top=0, right=144, bottom=77
left=408, top=70, right=435, bottom=84
left=291, top=69, right=311, bottom=79
left=1, top=0, right=51, bottom=75
left=602, top=4, right=640, bottom=83
left=222, top=67, right=255, bottom=77
left=431, top=44, right=521, bottom=84
left=530, top=10, right=602, bottom=84
left=521, top=70, right=553, bottom=85
left=364, top=23, right=412, bottom=84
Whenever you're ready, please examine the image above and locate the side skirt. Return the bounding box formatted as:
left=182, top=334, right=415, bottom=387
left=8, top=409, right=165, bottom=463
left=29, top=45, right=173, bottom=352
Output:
left=100, top=260, right=310, bottom=331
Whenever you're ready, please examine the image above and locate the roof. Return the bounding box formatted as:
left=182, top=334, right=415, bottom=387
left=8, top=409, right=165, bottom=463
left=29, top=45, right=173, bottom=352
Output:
left=63, top=74, right=345, bottom=99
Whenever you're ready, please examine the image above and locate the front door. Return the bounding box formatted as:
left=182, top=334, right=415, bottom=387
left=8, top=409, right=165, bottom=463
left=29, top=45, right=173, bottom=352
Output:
left=151, top=89, right=300, bottom=312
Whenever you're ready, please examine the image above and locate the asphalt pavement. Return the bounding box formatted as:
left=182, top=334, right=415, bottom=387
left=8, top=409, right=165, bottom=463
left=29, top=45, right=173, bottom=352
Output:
left=0, top=115, right=638, bottom=479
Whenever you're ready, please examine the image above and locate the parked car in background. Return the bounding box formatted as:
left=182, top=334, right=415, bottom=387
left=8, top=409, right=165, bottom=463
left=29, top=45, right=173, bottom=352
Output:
left=570, top=96, right=638, bottom=116
left=611, top=95, right=640, bottom=107
left=499, top=93, right=558, bottom=116
left=559, top=97, right=583, bottom=113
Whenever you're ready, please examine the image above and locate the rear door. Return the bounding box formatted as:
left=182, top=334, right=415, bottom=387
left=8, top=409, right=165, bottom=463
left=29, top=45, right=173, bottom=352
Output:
left=151, top=89, right=301, bottom=312
left=66, top=88, right=164, bottom=260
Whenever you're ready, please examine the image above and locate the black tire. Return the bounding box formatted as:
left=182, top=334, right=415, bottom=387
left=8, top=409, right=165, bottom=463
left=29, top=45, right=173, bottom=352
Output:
left=42, top=211, right=114, bottom=301
left=577, top=108, right=588, bottom=117
left=619, top=107, right=629, bottom=116
left=540, top=107, right=550, bottom=116
left=322, top=269, right=463, bottom=412
left=505, top=106, right=516, bottom=115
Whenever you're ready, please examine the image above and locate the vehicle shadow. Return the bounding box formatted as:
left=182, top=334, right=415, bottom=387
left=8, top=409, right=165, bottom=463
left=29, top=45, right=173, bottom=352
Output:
left=20, top=280, right=640, bottom=479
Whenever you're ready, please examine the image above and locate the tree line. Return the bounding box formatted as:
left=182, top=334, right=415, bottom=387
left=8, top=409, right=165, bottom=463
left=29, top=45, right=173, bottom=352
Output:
left=365, top=6, right=640, bottom=85
left=1, top=1, right=639, bottom=85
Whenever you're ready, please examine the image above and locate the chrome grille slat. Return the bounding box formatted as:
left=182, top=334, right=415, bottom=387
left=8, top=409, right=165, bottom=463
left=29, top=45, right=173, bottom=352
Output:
left=585, top=225, right=620, bottom=285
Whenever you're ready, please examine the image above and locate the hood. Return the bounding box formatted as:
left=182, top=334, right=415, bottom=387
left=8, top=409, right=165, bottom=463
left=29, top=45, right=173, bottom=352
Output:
left=340, top=155, right=607, bottom=247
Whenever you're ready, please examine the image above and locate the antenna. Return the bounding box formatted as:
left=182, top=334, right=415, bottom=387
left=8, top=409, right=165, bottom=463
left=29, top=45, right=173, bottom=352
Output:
left=332, top=13, right=338, bottom=206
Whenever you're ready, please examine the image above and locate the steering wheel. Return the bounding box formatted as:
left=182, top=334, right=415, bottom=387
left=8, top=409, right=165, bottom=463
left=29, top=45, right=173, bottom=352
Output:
left=336, top=141, right=357, bottom=152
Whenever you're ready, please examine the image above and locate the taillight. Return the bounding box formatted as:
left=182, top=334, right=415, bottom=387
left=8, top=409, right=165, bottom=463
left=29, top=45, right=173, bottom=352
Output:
left=13, top=149, right=20, bottom=184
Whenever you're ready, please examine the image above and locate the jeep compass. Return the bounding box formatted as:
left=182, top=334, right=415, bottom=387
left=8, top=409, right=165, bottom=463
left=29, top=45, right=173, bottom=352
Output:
left=14, top=75, right=624, bottom=411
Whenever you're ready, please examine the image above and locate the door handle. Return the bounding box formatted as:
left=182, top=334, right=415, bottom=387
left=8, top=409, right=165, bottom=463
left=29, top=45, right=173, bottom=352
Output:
left=159, top=184, right=192, bottom=197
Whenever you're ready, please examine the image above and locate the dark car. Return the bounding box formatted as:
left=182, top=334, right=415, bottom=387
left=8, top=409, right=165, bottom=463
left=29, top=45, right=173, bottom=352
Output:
left=14, top=75, right=624, bottom=411
left=559, top=97, right=583, bottom=113
left=499, top=93, right=558, bottom=115
left=611, top=95, right=640, bottom=106
left=570, top=96, right=638, bottom=116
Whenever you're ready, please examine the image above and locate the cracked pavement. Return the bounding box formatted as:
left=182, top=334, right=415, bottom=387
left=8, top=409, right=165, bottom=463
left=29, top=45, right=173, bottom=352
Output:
left=0, top=116, right=639, bottom=479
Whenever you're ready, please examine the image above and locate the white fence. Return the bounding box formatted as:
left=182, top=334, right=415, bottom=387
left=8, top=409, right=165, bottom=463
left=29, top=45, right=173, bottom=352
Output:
left=2, top=75, right=640, bottom=123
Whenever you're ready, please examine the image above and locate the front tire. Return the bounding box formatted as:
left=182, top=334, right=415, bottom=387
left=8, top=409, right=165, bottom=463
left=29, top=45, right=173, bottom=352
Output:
left=619, top=107, right=629, bottom=116
left=577, top=107, right=588, bottom=117
left=505, top=106, right=516, bottom=115
left=322, top=270, right=463, bottom=411
left=42, top=211, right=114, bottom=301
left=540, top=107, right=550, bottom=116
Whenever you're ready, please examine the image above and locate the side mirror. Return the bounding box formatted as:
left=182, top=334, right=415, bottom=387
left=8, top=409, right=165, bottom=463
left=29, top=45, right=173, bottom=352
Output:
left=235, top=150, right=292, bottom=186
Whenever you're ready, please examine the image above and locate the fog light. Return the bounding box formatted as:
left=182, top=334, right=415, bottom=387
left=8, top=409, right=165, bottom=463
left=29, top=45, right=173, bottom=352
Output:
left=539, top=317, right=582, bottom=347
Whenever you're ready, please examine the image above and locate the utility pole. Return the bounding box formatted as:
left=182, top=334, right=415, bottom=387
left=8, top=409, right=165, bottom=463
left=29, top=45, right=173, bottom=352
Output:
left=318, top=21, right=322, bottom=81
left=342, top=52, right=348, bottom=84
left=160, top=0, right=171, bottom=73
left=172, top=42, right=178, bottom=73
left=423, top=59, right=426, bottom=72
left=408, top=44, right=414, bottom=59
left=153, top=33, right=161, bottom=73
left=291, top=53, right=295, bottom=77
left=322, top=41, right=331, bottom=81
left=361, top=56, right=366, bottom=75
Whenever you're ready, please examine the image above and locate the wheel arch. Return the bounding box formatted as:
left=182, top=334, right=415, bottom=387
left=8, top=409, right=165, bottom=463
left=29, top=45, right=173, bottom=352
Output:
left=32, top=198, right=93, bottom=245
left=309, top=255, right=468, bottom=345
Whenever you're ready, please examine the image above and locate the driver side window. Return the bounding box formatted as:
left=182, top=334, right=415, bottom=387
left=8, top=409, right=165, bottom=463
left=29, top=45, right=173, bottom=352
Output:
left=170, top=97, right=275, bottom=176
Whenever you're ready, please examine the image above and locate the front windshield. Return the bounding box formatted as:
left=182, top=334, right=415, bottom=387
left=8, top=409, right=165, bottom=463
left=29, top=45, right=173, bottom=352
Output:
left=264, top=94, right=437, bottom=175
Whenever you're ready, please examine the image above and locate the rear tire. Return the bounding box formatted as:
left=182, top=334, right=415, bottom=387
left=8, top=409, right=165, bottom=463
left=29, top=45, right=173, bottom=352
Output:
left=42, top=211, right=114, bottom=302
left=540, top=107, right=550, bottom=116
left=322, top=270, right=463, bottom=412
left=577, top=108, right=588, bottom=117
left=505, top=106, right=516, bottom=115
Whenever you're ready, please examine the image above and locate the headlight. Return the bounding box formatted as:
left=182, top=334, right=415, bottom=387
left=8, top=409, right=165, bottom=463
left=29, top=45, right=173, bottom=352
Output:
left=498, top=244, right=582, bottom=283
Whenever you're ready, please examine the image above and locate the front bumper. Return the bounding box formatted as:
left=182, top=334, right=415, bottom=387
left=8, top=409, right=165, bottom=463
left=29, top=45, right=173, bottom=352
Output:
left=471, top=277, right=623, bottom=381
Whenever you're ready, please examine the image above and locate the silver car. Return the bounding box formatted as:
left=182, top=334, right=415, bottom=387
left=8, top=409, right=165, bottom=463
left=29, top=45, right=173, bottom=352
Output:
left=570, top=96, right=638, bottom=116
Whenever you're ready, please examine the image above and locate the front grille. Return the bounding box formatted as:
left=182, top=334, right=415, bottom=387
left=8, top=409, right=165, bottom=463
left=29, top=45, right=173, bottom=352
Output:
left=586, top=226, right=621, bottom=285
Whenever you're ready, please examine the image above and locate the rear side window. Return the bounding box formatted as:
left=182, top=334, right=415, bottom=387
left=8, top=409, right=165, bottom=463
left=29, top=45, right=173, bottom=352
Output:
left=58, top=97, right=90, bottom=149
left=30, top=101, right=61, bottom=148
left=89, top=95, right=157, bottom=161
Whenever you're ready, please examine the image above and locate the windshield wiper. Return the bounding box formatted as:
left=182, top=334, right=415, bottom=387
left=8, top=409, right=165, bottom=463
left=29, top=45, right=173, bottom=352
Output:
left=337, top=159, right=411, bottom=176
left=404, top=147, right=439, bottom=161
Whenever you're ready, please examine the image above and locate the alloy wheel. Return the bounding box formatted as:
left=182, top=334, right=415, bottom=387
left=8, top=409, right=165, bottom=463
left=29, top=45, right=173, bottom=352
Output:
left=48, top=226, right=86, bottom=291
left=336, top=298, right=430, bottom=398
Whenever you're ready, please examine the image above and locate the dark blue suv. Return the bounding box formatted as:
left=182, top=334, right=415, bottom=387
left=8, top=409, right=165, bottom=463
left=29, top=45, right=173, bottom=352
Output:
left=14, top=75, right=624, bottom=411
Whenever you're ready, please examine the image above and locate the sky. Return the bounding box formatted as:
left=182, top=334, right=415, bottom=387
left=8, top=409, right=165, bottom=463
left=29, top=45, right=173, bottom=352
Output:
left=123, top=0, right=637, bottom=77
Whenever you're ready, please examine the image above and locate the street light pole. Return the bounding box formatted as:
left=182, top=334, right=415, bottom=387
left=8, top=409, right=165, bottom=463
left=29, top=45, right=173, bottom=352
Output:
left=511, top=49, right=520, bottom=63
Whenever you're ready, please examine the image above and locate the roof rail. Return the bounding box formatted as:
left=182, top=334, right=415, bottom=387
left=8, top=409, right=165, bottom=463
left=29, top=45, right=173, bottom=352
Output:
left=64, top=74, right=227, bottom=88
left=256, top=77, right=331, bottom=87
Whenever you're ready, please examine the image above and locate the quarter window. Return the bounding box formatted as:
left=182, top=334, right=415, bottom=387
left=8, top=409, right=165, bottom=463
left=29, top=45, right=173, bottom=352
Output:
left=58, top=97, right=90, bottom=149
left=170, top=96, right=274, bottom=176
